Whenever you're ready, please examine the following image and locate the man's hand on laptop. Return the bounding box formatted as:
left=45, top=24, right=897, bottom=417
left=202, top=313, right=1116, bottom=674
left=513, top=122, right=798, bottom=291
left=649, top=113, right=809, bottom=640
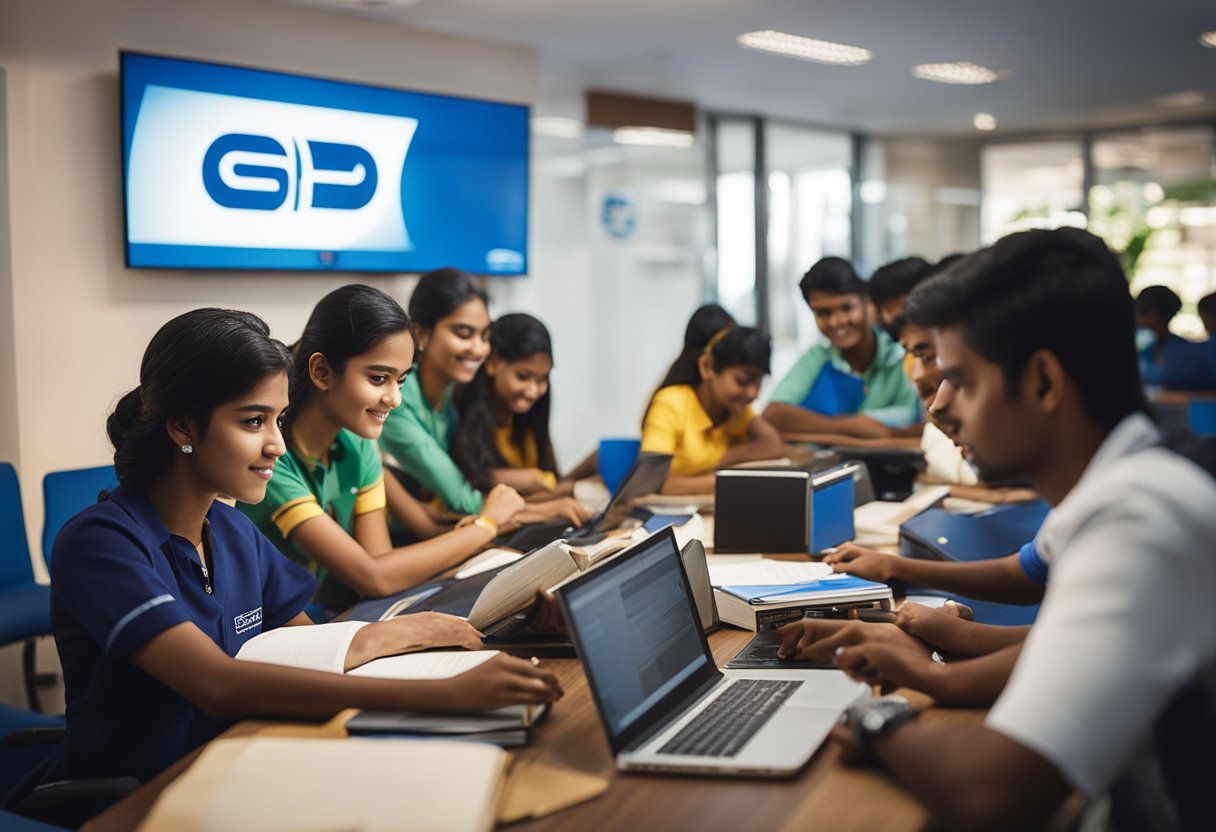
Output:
left=775, top=619, right=931, bottom=665
left=832, top=642, right=946, bottom=699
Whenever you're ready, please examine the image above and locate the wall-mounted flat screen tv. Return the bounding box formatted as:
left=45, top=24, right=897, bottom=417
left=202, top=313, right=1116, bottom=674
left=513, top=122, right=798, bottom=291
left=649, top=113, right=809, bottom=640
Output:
left=121, top=52, right=529, bottom=274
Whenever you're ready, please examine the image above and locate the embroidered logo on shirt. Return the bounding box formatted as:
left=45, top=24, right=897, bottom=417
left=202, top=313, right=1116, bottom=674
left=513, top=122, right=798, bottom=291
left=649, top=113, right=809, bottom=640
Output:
left=234, top=607, right=263, bottom=635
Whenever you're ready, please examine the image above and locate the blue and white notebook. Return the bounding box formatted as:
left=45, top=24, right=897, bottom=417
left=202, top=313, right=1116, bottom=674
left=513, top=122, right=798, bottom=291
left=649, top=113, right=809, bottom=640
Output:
left=719, top=574, right=891, bottom=606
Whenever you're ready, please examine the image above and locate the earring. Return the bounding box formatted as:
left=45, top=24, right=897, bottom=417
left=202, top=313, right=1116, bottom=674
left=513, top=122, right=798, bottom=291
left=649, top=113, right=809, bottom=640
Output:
left=181, top=444, right=193, bottom=455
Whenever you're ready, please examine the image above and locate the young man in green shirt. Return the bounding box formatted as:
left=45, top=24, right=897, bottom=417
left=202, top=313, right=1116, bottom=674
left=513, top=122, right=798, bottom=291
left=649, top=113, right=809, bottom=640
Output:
left=763, top=257, right=922, bottom=439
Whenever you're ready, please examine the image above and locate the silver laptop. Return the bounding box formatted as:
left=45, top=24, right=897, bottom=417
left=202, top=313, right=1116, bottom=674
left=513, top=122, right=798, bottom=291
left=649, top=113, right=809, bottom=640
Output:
left=557, top=527, right=870, bottom=777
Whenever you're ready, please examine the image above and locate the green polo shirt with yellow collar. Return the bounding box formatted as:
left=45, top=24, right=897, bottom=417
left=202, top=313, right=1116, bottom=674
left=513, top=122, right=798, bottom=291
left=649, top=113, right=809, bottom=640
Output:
left=238, top=428, right=386, bottom=583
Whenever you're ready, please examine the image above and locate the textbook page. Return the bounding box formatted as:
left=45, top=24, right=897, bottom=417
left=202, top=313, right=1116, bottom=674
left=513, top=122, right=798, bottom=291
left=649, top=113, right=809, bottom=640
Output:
left=466, top=540, right=576, bottom=629
left=455, top=548, right=525, bottom=580
left=347, top=650, right=498, bottom=679
left=707, top=559, right=833, bottom=587
left=180, top=737, right=506, bottom=832
left=234, top=621, right=367, bottom=674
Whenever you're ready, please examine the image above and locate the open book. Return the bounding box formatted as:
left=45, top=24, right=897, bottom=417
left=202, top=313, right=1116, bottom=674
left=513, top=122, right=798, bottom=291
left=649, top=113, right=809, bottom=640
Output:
left=465, top=536, right=630, bottom=630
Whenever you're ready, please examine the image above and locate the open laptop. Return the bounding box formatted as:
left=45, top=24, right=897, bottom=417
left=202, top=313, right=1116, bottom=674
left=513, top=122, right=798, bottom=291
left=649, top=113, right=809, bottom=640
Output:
left=679, top=539, right=718, bottom=633
left=557, top=527, right=870, bottom=777
left=496, top=452, right=672, bottom=551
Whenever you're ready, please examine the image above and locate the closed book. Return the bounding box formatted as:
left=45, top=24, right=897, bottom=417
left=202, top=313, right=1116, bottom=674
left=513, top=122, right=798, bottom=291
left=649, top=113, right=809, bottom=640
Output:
left=714, top=576, right=894, bottom=631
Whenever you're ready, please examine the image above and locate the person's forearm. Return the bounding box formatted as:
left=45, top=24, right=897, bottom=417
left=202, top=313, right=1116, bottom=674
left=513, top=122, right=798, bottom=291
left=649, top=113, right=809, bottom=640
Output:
left=718, top=437, right=784, bottom=467
left=889, top=557, right=1042, bottom=604
left=903, top=608, right=1029, bottom=656
left=492, top=467, right=552, bottom=496
left=764, top=402, right=844, bottom=434
left=869, top=721, right=1069, bottom=831
left=205, top=661, right=455, bottom=720
left=344, top=621, right=441, bottom=671
left=930, top=645, right=1023, bottom=705
left=661, top=473, right=716, bottom=495
left=344, top=525, right=493, bottom=597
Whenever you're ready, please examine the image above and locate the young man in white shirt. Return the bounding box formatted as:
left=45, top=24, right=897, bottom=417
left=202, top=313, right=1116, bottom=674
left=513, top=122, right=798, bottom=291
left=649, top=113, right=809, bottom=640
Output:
left=782, top=227, right=1216, bottom=829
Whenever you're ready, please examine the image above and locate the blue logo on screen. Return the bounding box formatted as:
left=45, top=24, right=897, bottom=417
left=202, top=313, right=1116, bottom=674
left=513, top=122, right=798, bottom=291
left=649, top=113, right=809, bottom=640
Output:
left=202, top=133, right=378, bottom=212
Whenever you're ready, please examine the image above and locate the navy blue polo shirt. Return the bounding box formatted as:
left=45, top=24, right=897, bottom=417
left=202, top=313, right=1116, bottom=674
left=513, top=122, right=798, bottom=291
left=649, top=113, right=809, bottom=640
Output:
left=18, top=487, right=315, bottom=794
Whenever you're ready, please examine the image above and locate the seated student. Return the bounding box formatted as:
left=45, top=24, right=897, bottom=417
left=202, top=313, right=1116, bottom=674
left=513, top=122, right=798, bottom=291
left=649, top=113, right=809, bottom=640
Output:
left=866, top=256, right=931, bottom=333
left=656, top=303, right=737, bottom=388
left=2, top=309, right=560, bottom=826
left=238, top=285, right=527, bottom=617
left=377, top=268, right=590, bottom=527
left=782, top=228, right=1216, bottom=830
left=763, top=257, right=921, bottom=439
left=1199, top=291, right=1216, bottom=337
left=1136, top=284, right=1216, bottom=390
left=641, top=324, right=784, bottom=494
left=451, top=313, right=594, bottom=500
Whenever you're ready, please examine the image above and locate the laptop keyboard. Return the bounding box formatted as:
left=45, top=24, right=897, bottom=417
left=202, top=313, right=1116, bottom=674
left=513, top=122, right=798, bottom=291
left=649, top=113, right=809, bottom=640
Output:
left=656, top=679, right=804, bottom=758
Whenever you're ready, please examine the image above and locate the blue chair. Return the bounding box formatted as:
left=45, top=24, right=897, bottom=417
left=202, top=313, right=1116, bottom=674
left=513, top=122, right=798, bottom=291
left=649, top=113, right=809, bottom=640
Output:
left=1189, top=400, right=1216, bottom=437
left=41, top=465, right=117, bottom=565
left=0, top=464, right=52, bottom=712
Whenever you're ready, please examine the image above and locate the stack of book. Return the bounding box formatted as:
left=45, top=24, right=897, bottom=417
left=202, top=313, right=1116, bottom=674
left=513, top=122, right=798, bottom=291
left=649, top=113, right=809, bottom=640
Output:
left=713, top=574, right=894, bottom=631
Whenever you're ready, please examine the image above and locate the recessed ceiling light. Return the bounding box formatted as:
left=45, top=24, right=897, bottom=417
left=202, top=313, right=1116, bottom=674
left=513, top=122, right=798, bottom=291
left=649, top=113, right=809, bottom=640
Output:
left=612, top=126, right=696, bottom=148
left=737, top=30, right=872, bottom=66
left=913, top=61, right=1004, bottom=85
left=531, top=116, right=585, bottom=139
left=1156, top=90, right=1206, bottom=108
left=973, top=112, right=997, bottom=131
left=1201, top=31, right=1216, bottom=47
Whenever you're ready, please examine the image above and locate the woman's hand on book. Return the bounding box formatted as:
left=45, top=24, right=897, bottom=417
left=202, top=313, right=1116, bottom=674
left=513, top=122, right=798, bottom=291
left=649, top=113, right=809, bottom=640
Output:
left=822, top=542, right=898, bottom=583
left=442, top=654, right=564, bottom=709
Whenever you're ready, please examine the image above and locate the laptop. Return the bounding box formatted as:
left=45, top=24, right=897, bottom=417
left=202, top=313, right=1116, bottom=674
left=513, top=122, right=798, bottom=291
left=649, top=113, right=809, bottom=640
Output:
left=557, top=527, right=870, bottom=777
left=496, top=452, right=672, bottom=551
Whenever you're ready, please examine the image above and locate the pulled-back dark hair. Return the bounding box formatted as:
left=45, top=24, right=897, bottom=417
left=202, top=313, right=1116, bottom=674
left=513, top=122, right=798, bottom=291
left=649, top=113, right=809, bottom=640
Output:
left=867, top=257, right=932, bottom=306
left=904, top=228, right=1148, bottom=429
left=285, top=284, right=413, bottom=437
left=408, top=268, right=489, bottom=332
left=644, top=326, right=771, bottom=425
left=798, top=256, right=864, bottom=300
left=1135, top=285, right=1182, bottom=323
left=657, top=304, right=737, bottom=390
left=107, top=309, right=292, bottom=490
left=452, top=314, right=557, bottom=492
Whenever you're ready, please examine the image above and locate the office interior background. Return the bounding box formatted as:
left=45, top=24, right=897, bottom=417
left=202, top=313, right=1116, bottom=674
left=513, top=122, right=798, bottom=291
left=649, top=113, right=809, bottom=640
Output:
left=2, top=0, right=1215, bottom=705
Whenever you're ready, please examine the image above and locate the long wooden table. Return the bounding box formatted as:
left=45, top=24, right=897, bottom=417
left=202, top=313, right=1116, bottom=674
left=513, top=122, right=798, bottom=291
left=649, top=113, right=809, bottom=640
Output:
left=85, top=627, right=982, bottom=832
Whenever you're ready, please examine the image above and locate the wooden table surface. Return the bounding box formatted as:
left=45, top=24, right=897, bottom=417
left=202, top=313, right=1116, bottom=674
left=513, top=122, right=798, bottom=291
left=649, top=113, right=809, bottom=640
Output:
left=86, top=627, right=981, bottom=832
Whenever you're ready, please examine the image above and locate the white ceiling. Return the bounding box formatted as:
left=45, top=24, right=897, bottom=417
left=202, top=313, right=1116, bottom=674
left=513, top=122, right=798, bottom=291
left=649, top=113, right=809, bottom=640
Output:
left=270, top=0, right=1216, bottom=136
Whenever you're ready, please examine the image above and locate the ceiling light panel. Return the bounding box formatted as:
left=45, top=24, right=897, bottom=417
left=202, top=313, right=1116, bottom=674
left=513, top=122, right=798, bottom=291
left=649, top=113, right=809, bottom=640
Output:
left=913, top=61, right=1003, bottom=85
left=1201, top=31, right=1216, bottom=48
left=737, top=30, right=872, bottom=66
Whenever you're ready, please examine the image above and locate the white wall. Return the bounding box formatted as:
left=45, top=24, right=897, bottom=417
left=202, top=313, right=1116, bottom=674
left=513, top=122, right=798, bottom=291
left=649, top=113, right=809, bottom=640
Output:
left=0, top=0, right=536, bottom=564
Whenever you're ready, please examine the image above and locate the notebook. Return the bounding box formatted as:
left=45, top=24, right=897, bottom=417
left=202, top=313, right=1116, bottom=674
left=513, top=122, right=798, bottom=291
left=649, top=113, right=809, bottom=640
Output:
left=557, top=527, right=870, bottom=776
left=496, top=452, right=672, bottom=551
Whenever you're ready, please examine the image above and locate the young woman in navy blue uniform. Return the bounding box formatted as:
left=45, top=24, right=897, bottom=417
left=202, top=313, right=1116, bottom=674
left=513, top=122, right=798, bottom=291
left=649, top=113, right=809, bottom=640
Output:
left=3, top=309, right=560, bottom=826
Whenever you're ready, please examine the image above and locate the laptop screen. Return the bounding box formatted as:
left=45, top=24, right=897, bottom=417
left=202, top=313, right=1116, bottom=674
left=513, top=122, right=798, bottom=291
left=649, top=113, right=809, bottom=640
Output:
left=560, top=529, right=714, bottom=746
left=593, top=452, right=672, bottom=531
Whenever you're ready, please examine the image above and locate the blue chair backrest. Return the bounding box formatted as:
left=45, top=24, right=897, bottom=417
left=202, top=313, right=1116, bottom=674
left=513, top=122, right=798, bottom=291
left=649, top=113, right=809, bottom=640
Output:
left=0, top=463, right=35, bottom=591
left=42, top=465, right=118, bottom=567
left=1189, top=400, right=1216, bottom=437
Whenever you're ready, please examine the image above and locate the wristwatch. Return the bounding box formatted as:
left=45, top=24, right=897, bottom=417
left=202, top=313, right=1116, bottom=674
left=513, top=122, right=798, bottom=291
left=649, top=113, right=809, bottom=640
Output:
left=842, top=695, right=918, bottom=748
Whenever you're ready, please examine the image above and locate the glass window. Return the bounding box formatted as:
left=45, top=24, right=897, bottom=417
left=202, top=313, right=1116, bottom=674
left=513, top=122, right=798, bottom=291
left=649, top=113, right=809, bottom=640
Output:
left=1090, top=126, right=1216, bottom=338
left=713, top=118, right=757, bottom=326
left=981, top=139, right=1086, bottom=242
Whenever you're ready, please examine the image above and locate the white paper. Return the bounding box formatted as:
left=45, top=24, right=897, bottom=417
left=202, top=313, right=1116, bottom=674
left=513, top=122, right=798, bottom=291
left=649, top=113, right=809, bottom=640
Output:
left=347, top=649, right=498, bottom=680
left=707, top=559, right=834, bottom=587
left=234, top=621, right=367, bottom=675
left=454, top=548, right=524, bottom=580
left=196, top=737, right=504, bottom=832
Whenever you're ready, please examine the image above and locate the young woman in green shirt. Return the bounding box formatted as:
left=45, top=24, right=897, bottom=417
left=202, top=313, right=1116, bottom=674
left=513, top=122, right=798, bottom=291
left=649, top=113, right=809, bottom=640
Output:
left=240, top=284, right=525, bottom=615
left=378, top=268, right=591, bottom=527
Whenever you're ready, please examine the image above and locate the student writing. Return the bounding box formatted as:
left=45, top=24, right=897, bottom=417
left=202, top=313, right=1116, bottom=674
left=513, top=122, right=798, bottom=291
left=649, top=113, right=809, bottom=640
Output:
left=2, top=309, right=560, bottom=827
